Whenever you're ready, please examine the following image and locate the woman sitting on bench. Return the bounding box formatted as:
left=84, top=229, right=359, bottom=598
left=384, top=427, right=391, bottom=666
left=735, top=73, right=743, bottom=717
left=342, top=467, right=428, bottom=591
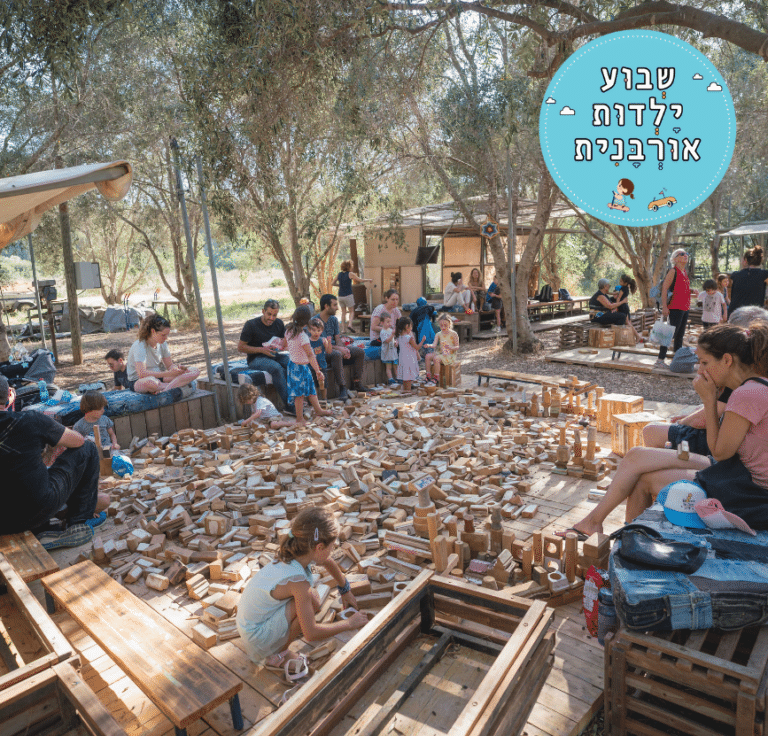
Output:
left=126, top=314, right=200, bottom=395
left=589, top=278, right=642, bottom=343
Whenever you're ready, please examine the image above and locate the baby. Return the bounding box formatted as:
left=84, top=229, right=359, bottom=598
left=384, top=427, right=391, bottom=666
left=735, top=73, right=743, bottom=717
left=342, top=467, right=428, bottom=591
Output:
left=73, top=391, right=120, bottom=452
left=237, top=383, right=295, bottom=429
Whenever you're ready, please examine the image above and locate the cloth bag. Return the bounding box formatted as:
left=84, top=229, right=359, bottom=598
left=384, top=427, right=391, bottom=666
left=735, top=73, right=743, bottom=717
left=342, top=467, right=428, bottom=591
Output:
left=649, top=318, right=675, bottom=347
left=669, top=346, right=698, bottom=373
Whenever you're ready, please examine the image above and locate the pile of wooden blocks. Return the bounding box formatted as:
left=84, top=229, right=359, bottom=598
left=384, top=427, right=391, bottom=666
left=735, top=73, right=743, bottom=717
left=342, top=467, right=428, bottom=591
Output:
left=90, top=381, right=616, bottom=649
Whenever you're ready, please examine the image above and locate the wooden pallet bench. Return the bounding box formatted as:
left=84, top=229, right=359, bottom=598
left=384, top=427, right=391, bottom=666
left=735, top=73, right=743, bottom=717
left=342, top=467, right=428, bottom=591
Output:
left=0, top=553, right=74, bottom=692
left=42, top=560, right=244, bottom=736
left=0, top=532, right=59, bottom=613
left=605, top=625, right=768, bottom=736
left=251, top=570, right=554, bottom=736
left=111, top=389, right=217, bottom=447
left=1, top=660, right=128, bottom=736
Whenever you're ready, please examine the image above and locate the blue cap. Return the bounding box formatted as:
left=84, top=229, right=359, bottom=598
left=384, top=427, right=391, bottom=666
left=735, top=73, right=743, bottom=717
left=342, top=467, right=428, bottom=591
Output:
left=656, top=480, right=707, bottom=528
left=417, top=297, right=427, bottom=306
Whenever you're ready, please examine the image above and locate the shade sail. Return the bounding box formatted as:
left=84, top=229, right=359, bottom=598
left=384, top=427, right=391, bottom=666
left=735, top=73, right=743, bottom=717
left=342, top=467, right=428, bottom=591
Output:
left=721, top=220, right=768, bottom=238
left=0, top=161, right=133, bottom=249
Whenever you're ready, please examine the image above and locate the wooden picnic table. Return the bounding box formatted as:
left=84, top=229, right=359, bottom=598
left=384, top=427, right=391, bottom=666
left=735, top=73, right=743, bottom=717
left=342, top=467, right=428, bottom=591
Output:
left=43, top=560, right=244, bottom=736
left=527, top=296, right=590, bottom=321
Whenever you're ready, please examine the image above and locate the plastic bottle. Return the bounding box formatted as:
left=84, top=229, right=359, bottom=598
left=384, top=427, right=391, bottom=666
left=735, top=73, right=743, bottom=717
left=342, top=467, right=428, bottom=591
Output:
left=597, top=587, right=618, bottom=645
left=38, top=380, right=49, bottom=402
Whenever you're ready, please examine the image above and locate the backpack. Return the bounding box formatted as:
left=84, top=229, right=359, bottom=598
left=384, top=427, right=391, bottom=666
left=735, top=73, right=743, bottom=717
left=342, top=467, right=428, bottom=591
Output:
left=649, top=269, right=676, bottom=302
left=668, top=346, right=698, bottom=373
left=536, top=284, right=554, bottom=303
left=558, top=287, right=573, bottom=302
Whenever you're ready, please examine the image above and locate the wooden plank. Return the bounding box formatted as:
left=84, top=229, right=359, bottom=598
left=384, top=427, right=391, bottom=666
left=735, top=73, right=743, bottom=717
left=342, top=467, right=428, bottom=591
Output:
left=355, top=631, right=453, bottom=736
left=0, top=532, right=58, bottom=583
left=448, top=600, right=551, bottom=736
left=187, top=399, right=204, bottom=430
left=158, top=405, right=176, bottom=437
left=200, top=394, right=216, bottom=429
left=308, top=621, right=421, bottom=736
left=0, top=555, right=72, bottom=664
left=173, top=401, right=191, bottom=433
left=53, top=661, right=129, bottom=736
left=144, top=409, right=162, bottom=436
left=42, top=561, right=241, bottom=730
left=128, top=412, right=147, bottom=443
left=430, top=575, right=534, bottom=619
left=113, top=417, right=132, bottom=448
left=251, top=569, right=432, bottom=736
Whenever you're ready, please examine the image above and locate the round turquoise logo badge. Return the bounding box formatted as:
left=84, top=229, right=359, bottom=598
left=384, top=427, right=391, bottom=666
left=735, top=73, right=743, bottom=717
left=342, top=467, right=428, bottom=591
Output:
left=539, top=31, right=735, bottom=226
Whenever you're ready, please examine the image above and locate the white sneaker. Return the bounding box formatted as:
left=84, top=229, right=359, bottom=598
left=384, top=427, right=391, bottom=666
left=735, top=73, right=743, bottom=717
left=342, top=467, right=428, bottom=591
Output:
left=653, top=360, right=670, bottom=371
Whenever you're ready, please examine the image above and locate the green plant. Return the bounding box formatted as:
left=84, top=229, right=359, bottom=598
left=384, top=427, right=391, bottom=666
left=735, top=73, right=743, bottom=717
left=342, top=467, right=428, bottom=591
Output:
left=269, top=278, right=284, bottom=288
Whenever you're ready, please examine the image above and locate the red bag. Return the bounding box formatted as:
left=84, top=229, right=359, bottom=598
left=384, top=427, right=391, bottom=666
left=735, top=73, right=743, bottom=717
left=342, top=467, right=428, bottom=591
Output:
left=582, top=565, right=608, bottom=638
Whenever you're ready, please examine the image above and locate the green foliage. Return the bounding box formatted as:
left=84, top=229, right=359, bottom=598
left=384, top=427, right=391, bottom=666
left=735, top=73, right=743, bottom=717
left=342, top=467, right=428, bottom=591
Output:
left=269, top=278, right=284, bottom=288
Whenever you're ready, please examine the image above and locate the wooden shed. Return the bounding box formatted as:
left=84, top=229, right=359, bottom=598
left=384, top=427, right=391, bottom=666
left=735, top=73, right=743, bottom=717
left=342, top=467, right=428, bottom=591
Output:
left=362, top=196, right=581, bottom=306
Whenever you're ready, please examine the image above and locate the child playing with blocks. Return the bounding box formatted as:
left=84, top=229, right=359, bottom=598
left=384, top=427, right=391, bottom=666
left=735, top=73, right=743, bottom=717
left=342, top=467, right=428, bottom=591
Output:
left=73, top=391, right=120, bottom=453
left=378, top=311, right=399, bottom=386
left=236, top=507, right=367, bottom=687
left=237, top=384, right=295, bottom=429
left=395, top=316, right=425, bottom=391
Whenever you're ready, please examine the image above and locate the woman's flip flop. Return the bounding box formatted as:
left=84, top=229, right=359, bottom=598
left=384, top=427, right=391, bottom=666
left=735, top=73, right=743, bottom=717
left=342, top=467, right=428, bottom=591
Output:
left=554, top=527, right=590, bottom=542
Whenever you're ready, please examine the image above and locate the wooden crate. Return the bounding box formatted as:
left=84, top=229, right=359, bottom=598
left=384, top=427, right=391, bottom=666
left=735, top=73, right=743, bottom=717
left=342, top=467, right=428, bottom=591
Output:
left=112, top=389, right=217, bottom=446
left=605, top=626, right=768, bottom=736
left=589, top=327, right=615, bottom=348
left=611, top=412, right=662, bottom=457
left=439, top=362, right=462, bottom=388
left=0, top=554, right=74, bottom=691
left=0, top=660, right=128, bottom=736
left=560, top=322, right=592, bottom=349
left=597, top=393, right=644, bottom=433
left=251, top=571, right=555, bottom=736
left=612, top=325, right=634, bottom=347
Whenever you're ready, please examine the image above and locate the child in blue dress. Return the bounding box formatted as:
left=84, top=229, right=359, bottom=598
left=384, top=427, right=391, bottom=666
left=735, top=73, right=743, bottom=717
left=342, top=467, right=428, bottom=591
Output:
left=285, top=306, right=333, bottom=425
left=236, top=507, right=367, bottom=680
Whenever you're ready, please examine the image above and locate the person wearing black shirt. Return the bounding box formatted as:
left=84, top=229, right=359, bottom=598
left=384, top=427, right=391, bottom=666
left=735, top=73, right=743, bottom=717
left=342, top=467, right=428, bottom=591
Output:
left=105, top=349, right=130, bottom=390
left=237, top=300, right=292, bottom=411
left=728, top=245, right=768, bottom=316
left=0, top=376, right=101, bottom=548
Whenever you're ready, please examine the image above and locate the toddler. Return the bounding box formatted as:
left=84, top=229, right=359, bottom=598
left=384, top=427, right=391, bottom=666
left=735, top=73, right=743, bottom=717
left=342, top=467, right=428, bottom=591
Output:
left=308, top=318, right=332, bottom=390
left=236, top=507, right=367, bottom=678
left=426, top=315, right=459, bottom=384
left=285, top=306, right=333, bottom=425
left=395, top=317, right=425, bottom=391
left=699, top=278, right=727, bottom=329
left=237, top=384, right=295, bottom=429
left=378, top=312, right=398, bottom=385
left=73, top=391, right=119, bottom=453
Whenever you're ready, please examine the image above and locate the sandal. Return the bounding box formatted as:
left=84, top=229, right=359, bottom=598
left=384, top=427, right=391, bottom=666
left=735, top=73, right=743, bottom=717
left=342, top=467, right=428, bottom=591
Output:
left=554, top=527, right=590, bottom=542
left=284, top=654, right=310, bottom=683
left=280, top=684, right=303, bottom=706
left=262, top=649, right=292, bottom=675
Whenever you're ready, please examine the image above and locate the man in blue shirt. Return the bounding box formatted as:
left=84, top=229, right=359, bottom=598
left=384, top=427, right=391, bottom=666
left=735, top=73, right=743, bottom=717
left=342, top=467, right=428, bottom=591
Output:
left=317, top=294, right=370, bottom=400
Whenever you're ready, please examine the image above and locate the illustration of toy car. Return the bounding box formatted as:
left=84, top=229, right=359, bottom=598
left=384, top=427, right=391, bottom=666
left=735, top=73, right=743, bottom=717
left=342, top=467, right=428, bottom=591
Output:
left=648, top=191, right=677, bottom=211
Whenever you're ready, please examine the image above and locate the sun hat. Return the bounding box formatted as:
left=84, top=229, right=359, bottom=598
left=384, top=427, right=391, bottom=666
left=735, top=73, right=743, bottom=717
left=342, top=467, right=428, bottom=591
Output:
left=656, top=480, right=707, bottom=528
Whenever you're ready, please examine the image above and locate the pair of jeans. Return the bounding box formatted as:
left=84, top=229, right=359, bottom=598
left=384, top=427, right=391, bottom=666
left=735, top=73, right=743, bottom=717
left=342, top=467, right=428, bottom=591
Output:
left=328, top=346, right=364, bottom=388
left=12, top=442, right=101, bottom=533
left=658, top=309, right=688, bottom=360
left=247, top=352, right=290, bottom=408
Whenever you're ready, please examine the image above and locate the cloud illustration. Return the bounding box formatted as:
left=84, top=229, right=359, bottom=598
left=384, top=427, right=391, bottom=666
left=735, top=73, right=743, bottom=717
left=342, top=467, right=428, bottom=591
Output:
left=560, top=106, right=575, bottom=115
left=545, top=97, right=556, bottom=104
left=692, top=73, right=703, bottom=80
left=707, top=82, right=723, bottom=91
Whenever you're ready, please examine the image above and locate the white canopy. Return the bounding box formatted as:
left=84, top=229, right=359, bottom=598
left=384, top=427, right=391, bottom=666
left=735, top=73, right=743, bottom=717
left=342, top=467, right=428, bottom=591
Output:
left=0, top=161, right=133, bottom=249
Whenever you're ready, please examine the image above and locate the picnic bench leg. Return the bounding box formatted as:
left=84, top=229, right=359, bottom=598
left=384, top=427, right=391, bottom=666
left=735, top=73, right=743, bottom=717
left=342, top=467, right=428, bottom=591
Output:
left=229, top=693, right=244, bottom=731
left=45, top=590, right=55, bottom=614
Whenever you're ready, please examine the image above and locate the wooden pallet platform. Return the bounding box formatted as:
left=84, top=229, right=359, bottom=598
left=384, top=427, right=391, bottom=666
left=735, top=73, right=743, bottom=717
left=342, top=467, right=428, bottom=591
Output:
left=546, top=348, right=697, bottom=379
left=36, top=413, right=632, bottom=736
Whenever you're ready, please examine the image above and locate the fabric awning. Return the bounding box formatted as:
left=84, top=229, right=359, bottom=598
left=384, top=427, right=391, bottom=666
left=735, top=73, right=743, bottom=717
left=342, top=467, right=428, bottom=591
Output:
left=720, top=220, right=768, bottom=238
left=0, top=161, right=133, bottom=249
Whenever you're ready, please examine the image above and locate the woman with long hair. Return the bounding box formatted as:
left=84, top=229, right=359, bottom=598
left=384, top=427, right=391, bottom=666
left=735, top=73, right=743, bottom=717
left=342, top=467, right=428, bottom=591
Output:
left=728, top=245, right=768, bottom=315
left=126, top=314, right=200, bottom=394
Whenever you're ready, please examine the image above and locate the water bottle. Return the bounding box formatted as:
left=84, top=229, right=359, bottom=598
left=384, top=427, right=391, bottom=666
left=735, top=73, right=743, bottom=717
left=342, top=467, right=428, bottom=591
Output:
left=38, top=380, right=49, bottom=402
left=597, top=587, right=618, bottom=645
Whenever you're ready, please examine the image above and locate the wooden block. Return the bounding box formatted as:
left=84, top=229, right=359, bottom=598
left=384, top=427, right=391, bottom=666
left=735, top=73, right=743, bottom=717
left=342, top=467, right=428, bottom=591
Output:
left=521, top=504, right=539, bottom=518
left=584, top=532, right=610, bottom=558
left=146, top=573, right=170, bottom=591
left=192, top=622, right=217, bottom=649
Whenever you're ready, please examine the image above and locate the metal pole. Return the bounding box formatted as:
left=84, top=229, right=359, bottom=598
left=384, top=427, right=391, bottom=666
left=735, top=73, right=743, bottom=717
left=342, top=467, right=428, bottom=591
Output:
left=506, top=148, right=518, bottom=353
left=170, top=137, right=221, bottom=425
left=196, top=155, right=236, bottom=422
left=27, top=234, right=47, bottom=350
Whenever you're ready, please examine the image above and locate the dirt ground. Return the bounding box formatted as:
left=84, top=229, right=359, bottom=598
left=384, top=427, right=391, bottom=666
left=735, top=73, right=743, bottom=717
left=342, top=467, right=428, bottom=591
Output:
left=46, top=318, right=700, bottom=406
